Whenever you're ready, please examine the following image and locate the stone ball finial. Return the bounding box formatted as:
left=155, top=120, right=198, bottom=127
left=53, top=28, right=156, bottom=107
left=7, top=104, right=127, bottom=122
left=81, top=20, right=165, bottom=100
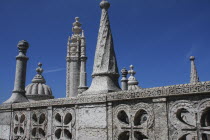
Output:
left=190, top=56, right=195, bottom=61
left=100, top=0, right=110, bottom=10
left=36, top=62, right=44, bottom=75
left=17, top=40, right=29, bottom=51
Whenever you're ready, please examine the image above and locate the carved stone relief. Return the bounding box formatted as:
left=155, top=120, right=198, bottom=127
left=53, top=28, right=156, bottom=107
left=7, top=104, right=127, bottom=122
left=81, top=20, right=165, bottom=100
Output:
left=13, top=111, right=27, bottom=140
left=113, top=103, right=155, bottom=140
left=30, top=109, right=48, bottom=139
left=169, top=99, right=210, bottom=140
left=53, top=107, right=75, bottom=140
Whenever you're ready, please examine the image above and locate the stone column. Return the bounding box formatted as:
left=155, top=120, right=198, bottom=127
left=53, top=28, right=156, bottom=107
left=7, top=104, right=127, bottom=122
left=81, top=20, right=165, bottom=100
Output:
left=121, top=68, right=128, bottom=91
left=47, top=106, right=53, bottom=140
left=68, top=57, right=80, bottom=97
left=78, top=57, right=88, bottom=93
left=152, top=98, right=169, bottom=140
left=4, top=40, right=29, bottom=104
left=78, top=30, right=88, bottom=93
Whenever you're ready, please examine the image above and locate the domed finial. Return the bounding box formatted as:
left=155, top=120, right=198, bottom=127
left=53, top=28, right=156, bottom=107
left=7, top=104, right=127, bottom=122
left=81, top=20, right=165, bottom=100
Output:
left=17, top=40, right=29, bottom=52
left=190, top=56, right=195, bottom=61
left=36, top=62, right=44, bottom=75
left=100, top=0, right=110, bottom=10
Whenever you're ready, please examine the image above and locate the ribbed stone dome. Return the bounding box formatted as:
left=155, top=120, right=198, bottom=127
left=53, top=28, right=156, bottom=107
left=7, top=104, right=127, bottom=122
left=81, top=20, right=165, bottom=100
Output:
left=26, top=63, right=54, bottom=101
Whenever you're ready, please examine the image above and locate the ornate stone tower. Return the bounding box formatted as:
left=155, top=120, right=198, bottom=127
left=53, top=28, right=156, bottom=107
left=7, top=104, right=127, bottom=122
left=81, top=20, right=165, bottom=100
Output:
left=66, top=17, right=88, bottom=97
left=83, top=0, right=121, bottom=94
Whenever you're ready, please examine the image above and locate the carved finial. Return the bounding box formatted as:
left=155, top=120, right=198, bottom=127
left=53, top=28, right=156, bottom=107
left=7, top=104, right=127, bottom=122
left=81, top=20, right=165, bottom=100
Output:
left=128, top=65, right=141, bottom=91
left=190, top=56, right=199, bottom=84
left=72, top=17, right=82, bottom=34
left=32, top=63, right=46, bottom=83
left=36, top=63, right=43, bottom=75
left=17, top=40, right=29, bottom=54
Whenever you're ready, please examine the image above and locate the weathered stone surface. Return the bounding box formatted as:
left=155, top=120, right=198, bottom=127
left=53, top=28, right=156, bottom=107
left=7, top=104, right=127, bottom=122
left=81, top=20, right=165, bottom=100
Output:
left=83, top=0, right=121, bottom=95
left=1, top=1, right=210, bottom=140
left=4, top=40, right=29, bottom=104
left=77, top=104, right=107, bottom=140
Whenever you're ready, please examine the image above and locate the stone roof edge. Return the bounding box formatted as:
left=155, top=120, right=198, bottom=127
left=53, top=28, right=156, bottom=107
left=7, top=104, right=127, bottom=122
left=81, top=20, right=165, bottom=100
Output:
left=2, top=81, right=209, bottom=109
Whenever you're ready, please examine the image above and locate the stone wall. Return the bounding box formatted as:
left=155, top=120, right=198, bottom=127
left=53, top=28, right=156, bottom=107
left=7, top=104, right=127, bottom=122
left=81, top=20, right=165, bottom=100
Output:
left=1, top=82, right=210, bottom=139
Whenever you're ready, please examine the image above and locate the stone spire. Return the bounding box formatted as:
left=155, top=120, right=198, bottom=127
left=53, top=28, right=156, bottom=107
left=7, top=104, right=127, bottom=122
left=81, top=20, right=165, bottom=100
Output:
left=4, top=40, right=29, bottom=104
left=190, top=56, right=199, bottom=84
left=25, top=63, right=54, bottom=101
left=83, top=0, right=121, bottom=94
left=128, top=65, right=141, bottom=91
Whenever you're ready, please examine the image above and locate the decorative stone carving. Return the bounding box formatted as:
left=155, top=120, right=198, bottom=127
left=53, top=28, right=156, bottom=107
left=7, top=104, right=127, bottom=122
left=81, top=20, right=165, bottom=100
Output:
left=128, top=65, right=141, bottom=91
left=113, top=103, right=154, bottom=140
left=13, top=111, right=27, bottom=140
left=53, top=108, right=75, bottom=140
left=30, top=109, right=48, bottom=139
left=169, top=99, right=210, bottom=139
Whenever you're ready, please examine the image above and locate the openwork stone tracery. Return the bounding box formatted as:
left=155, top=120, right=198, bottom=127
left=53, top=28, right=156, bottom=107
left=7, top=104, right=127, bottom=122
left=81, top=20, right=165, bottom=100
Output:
left=31, top=109, right=48, bottom=139
left=13, top=111, right=27, bottom=140
left=114, top=103, right=154, bottom=140
left=53, top=107, right=75, bottom=140
left=169, top=99, right=210, bottom=140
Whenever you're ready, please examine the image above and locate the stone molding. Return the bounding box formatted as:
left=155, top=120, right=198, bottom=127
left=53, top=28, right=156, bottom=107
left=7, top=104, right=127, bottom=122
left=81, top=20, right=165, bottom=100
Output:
left=1, top=81, right=209, bottom=109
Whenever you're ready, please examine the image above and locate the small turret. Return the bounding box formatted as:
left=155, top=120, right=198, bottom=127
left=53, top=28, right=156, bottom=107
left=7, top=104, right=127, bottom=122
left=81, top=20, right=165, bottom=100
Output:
left=25, top=63, right=54, bottom=101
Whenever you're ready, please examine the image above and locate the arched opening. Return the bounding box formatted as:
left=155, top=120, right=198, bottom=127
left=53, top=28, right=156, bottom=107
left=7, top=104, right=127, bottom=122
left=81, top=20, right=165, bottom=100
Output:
left=134, top=110, right=148, bottom=126
left=64, top=113, right=72, bottom=125
left=118, top=131, right=129, bottom=140
left=117, top=110, right=129, bottom=124
left=134, top=131, right=148, bottom=140
left=179, top=134, right=197, bottom=140
left=202, top=133, right=210, bottom=140
left=39, top=113, right=46, bottom=124
left=176, top=108, right=194, bottom=126
left=201, top=108, right=210, bottom=127
left=55, top=113, right=62, bottom=123
left=64, top=129, right=72, bottom=139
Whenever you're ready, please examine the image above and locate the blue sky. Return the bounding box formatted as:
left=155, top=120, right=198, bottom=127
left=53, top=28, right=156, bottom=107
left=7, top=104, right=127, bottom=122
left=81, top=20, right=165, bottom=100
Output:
left=0, top=0, right=210, bottom=103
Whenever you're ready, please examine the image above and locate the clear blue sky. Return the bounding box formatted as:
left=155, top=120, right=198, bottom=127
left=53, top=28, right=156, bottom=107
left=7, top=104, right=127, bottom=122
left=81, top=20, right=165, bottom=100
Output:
left=0, top=0, right=210, bottom=103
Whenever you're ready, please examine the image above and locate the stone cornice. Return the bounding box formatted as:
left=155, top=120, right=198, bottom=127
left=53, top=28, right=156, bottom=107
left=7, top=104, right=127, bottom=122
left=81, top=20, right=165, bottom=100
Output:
left=3, top=81, right=210, bottom=109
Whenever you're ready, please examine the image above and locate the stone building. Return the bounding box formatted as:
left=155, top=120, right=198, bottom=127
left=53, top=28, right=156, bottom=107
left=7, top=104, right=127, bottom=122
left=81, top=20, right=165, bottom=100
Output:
left=0, top=0, right=210, bottom=140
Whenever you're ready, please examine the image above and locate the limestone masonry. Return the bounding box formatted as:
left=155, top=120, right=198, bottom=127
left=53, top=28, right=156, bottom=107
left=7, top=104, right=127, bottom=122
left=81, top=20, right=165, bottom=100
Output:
left=0, top=0, right=210, bottom=140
